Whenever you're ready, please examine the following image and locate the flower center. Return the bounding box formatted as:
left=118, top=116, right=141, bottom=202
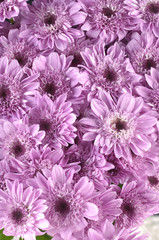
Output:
left=14, top=52, right=27, bottom=67
left=115, top=118, right=127, bottom=132
left=148, top=176, right=159, bottom=186
left=11, top=208, right=24, bottom=224
left=44, top=13, right=56, bottom=26
left=71, top=53, right=83, bottom=67
left=39, top=119, right=52, bottom=132
left=108, top=167, right=118, bottom=176
left=122, top=202, right=135, bottom=217
left=43, top=82, right=56, bottom=95
left=103, top=68, right=117, bottom=82
left=102, top=7, right=115, bottom=18
left=142, top=58, right=156, bottom=70
left=0, top=85, right=10, bottom=101
left=55, top=198, right=70, bottom=216
left=146, top=2, right=159, bottom=14
left=11, top=141, right=26, bottom=157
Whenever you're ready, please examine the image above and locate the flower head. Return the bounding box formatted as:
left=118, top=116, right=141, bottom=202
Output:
left=81, top=0, right=133, bottom=43
left=20, top=0, right=86, bottom=51
left=0, top=0, right=27, bottom=22
left=0, top=29, right=40, bottom=70
left=0, top=56, right=39, bottom=118
left=28, top=93, right=76, bottom=147
left=80, top=91, right=157, bottom=161
left=0, top=180, right=49, bottom=239
left=32, top=52, right=82, bottom=102
left=126, top=32, right=159, bottom=76
left=125, top=0, right=159, bottom=37
left=0, top=120, right=45, bottom=165
left=34, top=165, right=99, bottom=240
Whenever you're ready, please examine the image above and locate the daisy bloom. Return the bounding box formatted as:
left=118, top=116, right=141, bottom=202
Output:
left=0, top=119, right=45, bottom=165
left=0, top=56, right=39, bottom=118
left=33, top=165, right=99, bottom=240
left=0, top=180, right=49, bottom=239
left=125, top=0, right=159, bottom=37
left=32, top=52, right=82, bottom=102
left=0, top=0, right=27, bottom=22
left=126, top=32, right=159, bottom=76
left=20, top=0, right=86, bottom=51
left=81, top=0, right=134, bottom=43
left=28, top=93, right=76, bottom=147
left=80, top=91, right=157, bottom=161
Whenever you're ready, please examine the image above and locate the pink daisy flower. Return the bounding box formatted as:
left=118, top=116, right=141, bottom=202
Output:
left=0, top=0, right=27, bottom=22
left=125, top=0, right=159, bottom=37
left=126, top=32, right=159, bottom=76
left=80, top=91, right=157, bottom=161
left=0, top=56, right=39, bottom=118
left=0, top=180, right=49, bottom=239
left=81, top=0, right=134, bottom=43
left=28, top=93, right=76, bottom=147
left=0, top=119, right=45, bottom=165
left=20, top=0, right=86, bottom=51
left=81, top=42, right=140, bottom=98
left=33, top=165, right=99, bottom=240
left=32, top=52, right=82, bottom=102
left=0, top=28, right=40, bottom=70
left=116, top=181, right=159, bottom=227
left=7, top=145, right=63, bottom=185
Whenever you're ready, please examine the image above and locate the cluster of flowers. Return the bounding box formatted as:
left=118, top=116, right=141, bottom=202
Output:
left=1, top=0, right=159, bottom=239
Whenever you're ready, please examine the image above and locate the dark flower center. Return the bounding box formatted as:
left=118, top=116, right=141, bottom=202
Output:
left=14, top=52, right=27, bottom=66
left=44, top=13, right=56, bottom=25
left=142, top=58, right=156, bottom=70
left=43, top=82, right=56, bottom=95
left=11, top=208, right=23, bottom=223
left=71, top=53, right=83, bottom=67
left=148, top=176, right=159, bottom=186
left=102, top=7, right=115, bottom=18
left=55, top=198, right=70, bottom=216
left=122, top=202, right=135, bottom=217
left=39, top=119, right=51, bottom=132
left=115, top=119, right=127, bottom=132
left=147, top=3, right=159, bottom=14
left=103, top=68, right=117, bottom=82
left=108, top=167, right=118, bottom=176
left=12, top=141, right=26, bottom=157
left=0, top=85, right=10, bottom=100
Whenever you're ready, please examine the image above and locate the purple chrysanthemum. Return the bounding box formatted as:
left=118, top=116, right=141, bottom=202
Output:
left=116, top=181, right=159, bottom=227
left=81, top=0, right=134, bottom=43
left=33, top=165, right=99, bottom=240
left=28, top=93, right=76, bottom=147
left=126, top=32, right=159, bottom=76
left=125, top=0, right=159, bottom=37
left=80, top=91, right=157, bottom=161
left=20, top=0, right=86, bottom=51
left=32, top=52, right=82, bottom=102
left=0, top=0, right=27, bottom=22
left=0, top=56, right=39, bottom=118
left=0, top=180, right=49, bottom=239
left=0, top=120, right=45, bottom=165
left=81, top=42, right=140, bottom=98
left=0, top=28, right=40, bottom=70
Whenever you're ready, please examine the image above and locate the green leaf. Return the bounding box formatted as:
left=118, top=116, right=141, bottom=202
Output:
left=0, top=229, right=13, bottom=240
left=36, top=233, right=52, bottom=240
left=118, top=183, right=123, bottom=189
